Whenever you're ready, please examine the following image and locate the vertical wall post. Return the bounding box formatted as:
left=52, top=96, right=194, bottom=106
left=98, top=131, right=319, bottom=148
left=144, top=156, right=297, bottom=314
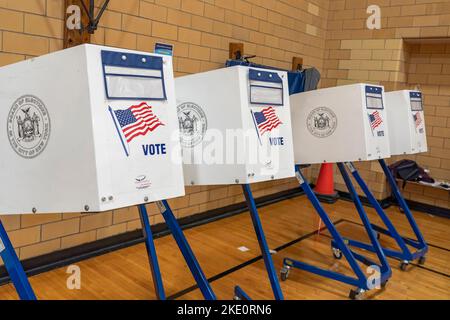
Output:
left=292, top=57, right=303, bottom=71
left=64, top=0, right=91, bottom=48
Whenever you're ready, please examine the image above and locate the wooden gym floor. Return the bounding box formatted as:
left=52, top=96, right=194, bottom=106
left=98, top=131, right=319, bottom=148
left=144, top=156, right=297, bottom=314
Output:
left=0, top=195, right=448, bottom=300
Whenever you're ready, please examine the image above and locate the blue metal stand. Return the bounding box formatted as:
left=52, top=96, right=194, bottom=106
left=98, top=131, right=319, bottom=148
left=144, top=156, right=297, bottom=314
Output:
left=235, top=184, right=284, bottom=300
left=281, top=165, right=391, bottom=300
left=341, top=160, right=428, bottom=269
left=234, top=286, right=252, bottom=300
left=138, top=201, right=216, bottom=300
left=138, top=204, right=166, bottom=300
left=3, top=200, right=215, bottom=301
left=158, top=200, right=216, bottom=300
left=0, top=220, right=36, bottom=300
left=143, top=188, right=284, bottom=301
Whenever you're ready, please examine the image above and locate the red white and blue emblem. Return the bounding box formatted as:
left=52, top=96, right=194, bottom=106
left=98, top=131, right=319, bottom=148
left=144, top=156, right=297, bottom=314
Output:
left=109, top=102, right=164, bottom=156
left=369, top=110, right=383, bottom=130
left=252, top=107, right=282, bottom=136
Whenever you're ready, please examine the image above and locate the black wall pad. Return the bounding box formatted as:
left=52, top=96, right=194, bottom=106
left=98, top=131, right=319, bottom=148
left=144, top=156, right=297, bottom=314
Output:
left=337, top=191, right=392, bottom=209
left=0, top=186, right=307, bottom=286
left=338, top=190, right=449, bottom=219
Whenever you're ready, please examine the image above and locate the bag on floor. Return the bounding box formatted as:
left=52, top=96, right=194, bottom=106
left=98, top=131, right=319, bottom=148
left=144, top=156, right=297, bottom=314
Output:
left=389, top=160, right=435, bottom=189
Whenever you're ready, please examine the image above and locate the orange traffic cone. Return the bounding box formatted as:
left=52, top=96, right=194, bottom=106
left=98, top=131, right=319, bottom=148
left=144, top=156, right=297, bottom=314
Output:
left=314, top=163, right=339, bottom=204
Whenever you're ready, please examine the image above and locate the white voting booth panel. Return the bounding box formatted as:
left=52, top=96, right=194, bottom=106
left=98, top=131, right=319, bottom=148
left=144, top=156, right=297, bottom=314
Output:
left=0, top=44, right=184, bottom=214
left=175, top=66, right=295, bottom=185
left=385, top=90, right=427, bottom=155
left=290, top=83, right=391, bottom=164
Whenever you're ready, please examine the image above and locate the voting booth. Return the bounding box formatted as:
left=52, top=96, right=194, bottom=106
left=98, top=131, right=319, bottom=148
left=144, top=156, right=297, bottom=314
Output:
left=385, top=90, right=427, bottom=155
left=290, top=83, right=391, bottom=165
left=0, top=44, right=184, bottom=214
left=175, top=65, right=294, bottom=300
left=283, top=83, right=395, bottom=299
left=282, top=84, right=427, bottom=298
left=0, top=44, right=215, bottom=301
left=176, top=66, right=295, bottom=185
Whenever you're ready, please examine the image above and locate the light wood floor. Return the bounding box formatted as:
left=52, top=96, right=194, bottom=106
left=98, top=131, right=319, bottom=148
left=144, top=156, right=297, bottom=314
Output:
left=0, top=195, right=448, bottom=300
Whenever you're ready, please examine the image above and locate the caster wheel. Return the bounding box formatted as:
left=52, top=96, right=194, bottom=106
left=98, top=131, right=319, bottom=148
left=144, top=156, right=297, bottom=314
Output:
left=418, top=256, right=426, bottom=265
left=280, top=266, right=290, bottom=282
left=381, top=280, right=388, bottom=289
left=332, top=247, right=343, bottom=260
left=233, top=296, right=241, bottom=301
left=349, top=288, right=365, bottom=300
left=400, top=261, right=409, bottom=271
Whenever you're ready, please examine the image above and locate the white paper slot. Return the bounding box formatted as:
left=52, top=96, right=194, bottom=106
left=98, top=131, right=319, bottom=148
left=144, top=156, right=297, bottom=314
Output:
left=250, top=82, right=283, bottom=105
left=105, top=75, right=165, bottom=100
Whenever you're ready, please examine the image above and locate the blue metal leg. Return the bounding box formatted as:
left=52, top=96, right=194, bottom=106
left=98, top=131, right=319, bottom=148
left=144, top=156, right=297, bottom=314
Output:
left=369, top=224, right=422, bottom=249
left=347, top=162, right=413, bottom=261
left=283, top=166, right=369, bottom=290
left=341, top=238, right=405, bottom=260
left=0, top=220, right=36, bottom=300
left=138, top=204, right=166, bottom=300
left=242, top=184, right=284, bottom=300
left=234, top=286, right=252, bottom=300
left=379, top=159, right=428, bottom=255
left=159, top=200, right=216, bottom=300
left=337, top=163, right=391, bottom=276
left=284, top=257, right=361, bottom=287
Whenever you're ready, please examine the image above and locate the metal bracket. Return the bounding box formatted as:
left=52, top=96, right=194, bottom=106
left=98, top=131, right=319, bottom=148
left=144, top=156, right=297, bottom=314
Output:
left=242, top=55, right=257, bottom=64
left=345, top=162, right=356, bottom=173
left=228, top=42, right=256, bottom=63
left=79, top=0, right=110, bottom=34
left=295, top=171, right=305, bottom=184
left=0, top=238, right=5, bottom=254
left=156, top=201, right=167, bottom=214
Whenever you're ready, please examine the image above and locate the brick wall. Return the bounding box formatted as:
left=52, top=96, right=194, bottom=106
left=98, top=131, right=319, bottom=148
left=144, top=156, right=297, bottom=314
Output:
left=399, top=42, right=450, bottom=208
left=0, top=0, right=325, bottom=260
left=0, top=0, right=448, bottom=262
left=322, top=0, right=450, bottom=206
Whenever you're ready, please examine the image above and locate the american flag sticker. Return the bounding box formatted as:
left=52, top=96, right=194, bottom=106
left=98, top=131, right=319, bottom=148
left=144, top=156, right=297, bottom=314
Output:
left=252, top=107, right=282, bottom=137
left=369, top=110, right=383, bottom=130
left=109, top=102, right=164, bottom=156
left=413, top=112, right=422, bottom=128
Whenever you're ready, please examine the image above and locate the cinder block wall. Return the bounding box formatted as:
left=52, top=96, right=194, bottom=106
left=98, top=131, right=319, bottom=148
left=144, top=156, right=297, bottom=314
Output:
left=400, top=42, right=450, bottom=208
left=0, top=0, right=327, bottom=260
left=322, top=0, right=450, bottom=205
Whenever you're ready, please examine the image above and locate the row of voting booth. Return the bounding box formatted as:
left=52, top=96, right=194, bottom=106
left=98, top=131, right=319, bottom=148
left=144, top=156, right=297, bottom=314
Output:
left=0, top=44, right=428, bottom=300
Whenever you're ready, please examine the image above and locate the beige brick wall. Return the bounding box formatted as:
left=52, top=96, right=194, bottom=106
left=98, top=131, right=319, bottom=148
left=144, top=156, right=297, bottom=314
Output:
left=0, top=0, right=325, bottom=260
left=397, top=42, right=450, bottom=208
left=322, top=0, right=450, bottom=207
left=0, top=0, right=448, bottom=262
